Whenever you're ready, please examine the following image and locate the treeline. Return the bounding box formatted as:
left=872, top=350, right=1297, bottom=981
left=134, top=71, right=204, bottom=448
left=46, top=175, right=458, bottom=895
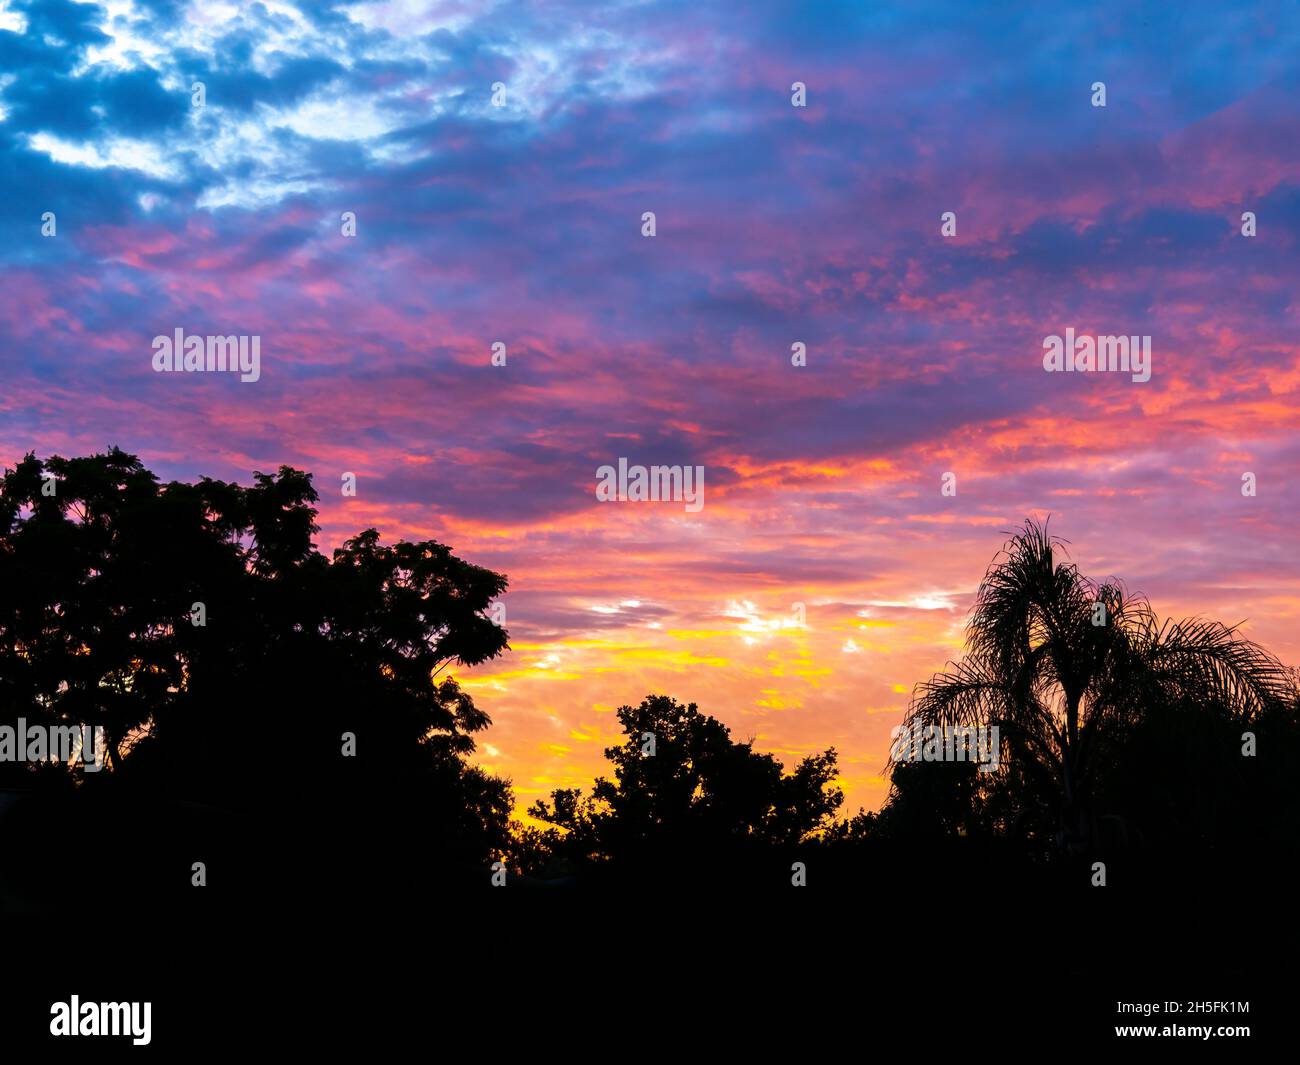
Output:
left=1, top=452, right=1297, bottom=907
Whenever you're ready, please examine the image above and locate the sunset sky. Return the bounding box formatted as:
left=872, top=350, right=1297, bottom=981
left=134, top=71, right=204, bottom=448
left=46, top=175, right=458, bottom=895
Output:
left=2, top=0, right=1298, bottom=819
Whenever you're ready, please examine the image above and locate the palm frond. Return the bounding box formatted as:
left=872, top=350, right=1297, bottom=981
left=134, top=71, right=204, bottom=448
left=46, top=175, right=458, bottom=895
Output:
left=1141, top=617, right=1292, bottom=719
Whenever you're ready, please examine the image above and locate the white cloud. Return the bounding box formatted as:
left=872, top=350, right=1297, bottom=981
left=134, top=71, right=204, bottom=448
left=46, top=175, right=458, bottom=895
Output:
left=0, top=0, right=27, bottom=34
left=27, top=132, right=179, bottom=179
left=264, top=92, right=402, bottom=142
left=76, top=0, right=169, bottom=73
left=863, top=593, right=958, bottom=612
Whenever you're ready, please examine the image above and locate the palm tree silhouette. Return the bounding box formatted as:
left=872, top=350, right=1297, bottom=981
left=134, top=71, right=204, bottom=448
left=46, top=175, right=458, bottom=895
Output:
left=897, top=519, right=1294, bottom=854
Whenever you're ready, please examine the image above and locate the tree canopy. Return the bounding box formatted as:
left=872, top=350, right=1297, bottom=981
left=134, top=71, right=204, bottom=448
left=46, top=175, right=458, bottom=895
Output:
left=0, top=448, right=512, bottom=904
left=2, top=464, right=1297, bottom=902
left=523, top=694, right=844, bottom=885
left=892, top=519, right=1300, bottom=867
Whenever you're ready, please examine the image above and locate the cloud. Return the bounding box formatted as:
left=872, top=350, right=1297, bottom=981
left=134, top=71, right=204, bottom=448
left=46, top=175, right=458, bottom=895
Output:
left=2, top=0, right=1299, bottom=810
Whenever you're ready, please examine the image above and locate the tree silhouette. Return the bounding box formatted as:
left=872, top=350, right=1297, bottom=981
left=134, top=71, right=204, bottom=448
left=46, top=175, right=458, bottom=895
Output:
left=5, top=466, right=1298, bottom=902
left=525, top=694, right=843, bottom=884
left=895, top=519, right=1297, bottom=856
left=0, top=449, right=512, bottom=905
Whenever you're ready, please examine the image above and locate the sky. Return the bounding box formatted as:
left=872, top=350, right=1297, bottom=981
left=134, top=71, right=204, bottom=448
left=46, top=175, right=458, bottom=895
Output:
left=1, top=0, right=1298, bottom=819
